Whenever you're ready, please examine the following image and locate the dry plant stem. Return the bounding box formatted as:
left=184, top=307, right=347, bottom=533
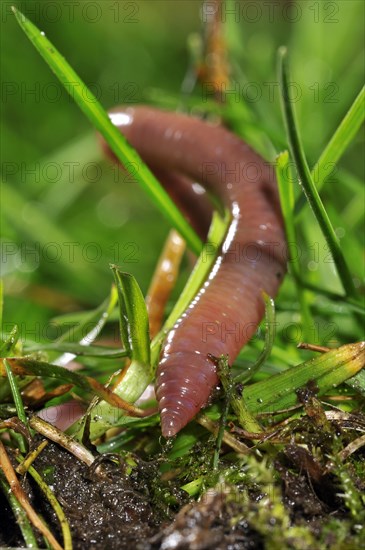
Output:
left=16, top=440, right=49, bottom=475
left=229, top=424, right=287, bottom=444
left=257, top=406, right=302, bottom=417
left=197, top=415, right=250, bottom=454
left=200, top=0, right=230, bottom=98
left=323, top=395, right=355, bottom=402
left=298, top=342, right=331, bottom=353
left=0, top=418, right=32, bottom=446
left=146, top=230, right=186, bottom=338
left=24, top=381, right=74, bottom=409
left=29, top=416, right=95, bottom=467
left=336, top=433, right=365, bottom=462
left=324, top=410, right=365, bottom=432
left=0, top=440, right=63, bottom=550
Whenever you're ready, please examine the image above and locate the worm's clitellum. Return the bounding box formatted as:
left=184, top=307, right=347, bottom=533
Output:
left=107, top=106, right=287, bottom=437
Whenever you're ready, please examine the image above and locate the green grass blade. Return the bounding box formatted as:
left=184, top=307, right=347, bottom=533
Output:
left=1, top=180, right=92, bottom=279
left=300, top=281, right=364, bottom=314
left=3, top=359, right=28, bottom=453
left=0, top=280, right=3, bottom=332
left=74, top=360, right=155, bottom=441
left=313, top=85, right=364, bottom=187
left=111, top=267, right=151, bottom=367
left=24, top=342, right=127, bottom=358
left=276, top=151, right=313, bottom=339
left=0, top=325, right=20, bottom=358
left=243, top=342, right=365, bottom=414
left=235, top=293, right=276, bottom=384
left=12, top=7, right=201, bottom=256
left=50, top=293, right=118, bottom=335
left=3, top=359, right=28, bottom=426
left=0, top=405, right=17, bottom=418
left=278, top=47, right=357, bottom=299
left=295, top=86, right=365, bottom=215
left=276, top=151, right=298, bottom=278
left=19, top=462, right=73, bottom=550
left=57, top=287, right=118, bottom=345
left=346, top=369, right=365, bottom=395
left=219, top=356, right=263, bottom=434
left=79, top=269, right=153, bottom=441
left=112, top=270, right=132, bottom=358
left=0, top=473, right=38, bottom=548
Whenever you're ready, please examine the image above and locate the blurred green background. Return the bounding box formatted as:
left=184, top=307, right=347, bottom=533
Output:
left=1, top=0, right=364, bottom=341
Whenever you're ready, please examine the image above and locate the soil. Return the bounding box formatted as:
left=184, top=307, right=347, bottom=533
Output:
left=0, top=440, right=164, bottom=549
left=0, top=431, right=364, bottom=550
left=0, top=439, right=262, bottom=550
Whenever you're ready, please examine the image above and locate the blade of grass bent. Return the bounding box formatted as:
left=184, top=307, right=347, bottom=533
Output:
left=12, top=7, right=201, bottom=256
left=278, top=47, right=357, bottom=299
left=70, top=358, right=156, bottom=440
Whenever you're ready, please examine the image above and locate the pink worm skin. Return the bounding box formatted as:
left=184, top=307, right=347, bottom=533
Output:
left=110, top=106, right=287, bottom=437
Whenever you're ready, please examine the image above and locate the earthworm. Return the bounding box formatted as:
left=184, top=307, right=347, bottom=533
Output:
left=101, top=120, right=213, bottom=239
left=107, top=106, right=287, bottom=437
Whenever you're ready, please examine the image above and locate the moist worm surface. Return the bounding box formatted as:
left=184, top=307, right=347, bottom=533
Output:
left=109, top=107, right=287, bottom=437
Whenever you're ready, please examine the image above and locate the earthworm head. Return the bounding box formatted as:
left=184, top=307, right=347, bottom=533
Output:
left=156, top=351, right=219, bottom=437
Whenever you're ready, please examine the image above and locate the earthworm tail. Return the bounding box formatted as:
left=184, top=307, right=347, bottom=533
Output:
left=108, top=106, right=287, bottom=437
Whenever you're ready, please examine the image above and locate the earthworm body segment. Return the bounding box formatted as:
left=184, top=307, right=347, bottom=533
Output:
left=108, top=107, right=287, bottom=437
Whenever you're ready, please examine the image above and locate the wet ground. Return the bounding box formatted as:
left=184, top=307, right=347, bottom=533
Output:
left=0, top=432, right=363, bottom=549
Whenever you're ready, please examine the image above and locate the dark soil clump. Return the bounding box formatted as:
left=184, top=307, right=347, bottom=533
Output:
left=0, top=440, right=165, bottom=549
